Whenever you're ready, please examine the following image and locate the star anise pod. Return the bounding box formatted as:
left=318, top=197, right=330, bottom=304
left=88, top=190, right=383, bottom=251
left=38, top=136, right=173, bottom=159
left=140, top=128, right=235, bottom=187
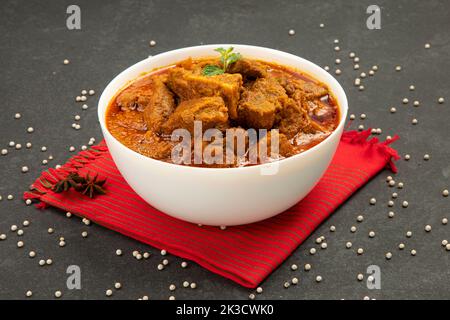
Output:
left=52, top=172, right=106, bottom=198
left=80, top=173, right=107, bottom=198
left=52, top=173, right=86, bottom=193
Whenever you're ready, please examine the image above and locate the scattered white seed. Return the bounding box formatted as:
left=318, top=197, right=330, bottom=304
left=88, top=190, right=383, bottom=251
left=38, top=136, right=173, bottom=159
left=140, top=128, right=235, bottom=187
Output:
left=288, top=29, right=295, bottom=36
left=357, top=274, right=364, bottom=281
left=424, top=43, right=431, bottom=49
left=402, top=201, right=409, bottom=208
left=0, top=234, right=6, bottom=240
left=309, top=248, right=316, bottom=255
left=46, top=259, right=52, bottom=265
left=157, top=264, right=164, bottom=271
left=349, top=52, right=356, bottom=58
left=190, top=283, right=197, bottom=289
left=410, top=249, right=417, bottom=256
left=29, top=251, right=36, bottom=258
left=162, top=259, right=169, bottom=266
left=114, top=282, right=122, bottom=289
left=26, top=290, right=32, bottom=297
left=89, top=90, right=95, bottom=96
left=425, top=225, right=432, bottom=232
left=291, top=264, right=298, bottom=271
left=438, top=97, right=445, bottom=104
left=315, top=276, right=322, bottom=282
left=143, top=252, right=150, bottom=259
left=181, top=261, right=188, bottom=268
left=334, top=46, right=340, bottom=52
left=357, top=215, right=364, bottom=222
left=116, top=249, right=122, bottom=256
left=369, top=231, right=376, bottom=238
left=291, top=277, right=299, bottom=285
left=149, top=40, right=156, bottom=47
left=27, top=127, right=34, bottom=133
left=1, top=149, right=7, bottom=155
left=183, top=281, right=190, bottom=288
left=395, top=66, right=402, bottom=71
left=442, top=240, right=448, bottom=246
left=82, top=104, right=88, bottom=110
left=354, top=64, right=360, bottom=70
left=7, top=195, right=13, bottom=200
left=248, top=293, right=255, bottom=300
left=284, top=282, right=290, bottom=288
left=161, top=249, right=167, bottom=256
left=48, top=227, right=54, bottom=234
left=357, top=248, right=364, bottom=255
left=330, top=225, right=336, bottom=232
left=11, top=225, right=18, bottom=232
left=406, top=231, right=413, bottom=238
left=385, top=252, right=392, bottom=260
left=413, top=100, right=420, bottom=107
left=397, top=182, right=404, bottom=189
left=442, top=218, right=448, bottom=225
left=423, top=154, right=430, bottom=160
left=370, top=198, right=377, bottom=205
left=345, top=242, right=352, bottom=249
left=399, top=243, right=405, bottom=250
left=304, top=263, right=312, bottom=271
left=169, top=284, right=176, bottom=291
left=17, top=229, right=24, bottom=236
left=21, top=166, right=29, bottom=173
left=106, top=289, right=113, bottom=297
left=446, top=244, right=450, bottom=251
left=17, top=241, right=24, bottom=248
left=388, top=200, right=394, bottom=207
left=335, top=58, right=341, bottom=64
left=335, top=69, right=341, bottom=75
left=63, top=59, right=69, bottom=65
left=81, top=231, right=88, bottom=238
left=402, top=98, right=409, bottom=104
left=412, top=118, right=418, bottom=125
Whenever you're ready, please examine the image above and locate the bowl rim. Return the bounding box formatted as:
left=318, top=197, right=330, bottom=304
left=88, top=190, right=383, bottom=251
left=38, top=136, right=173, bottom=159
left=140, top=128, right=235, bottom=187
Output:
left=98, top=44, right=348, bottom=171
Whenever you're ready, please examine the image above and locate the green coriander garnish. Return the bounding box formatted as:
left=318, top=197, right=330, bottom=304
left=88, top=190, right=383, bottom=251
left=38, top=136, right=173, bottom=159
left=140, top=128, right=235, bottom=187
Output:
left=202, top=47, right=242, bottom=76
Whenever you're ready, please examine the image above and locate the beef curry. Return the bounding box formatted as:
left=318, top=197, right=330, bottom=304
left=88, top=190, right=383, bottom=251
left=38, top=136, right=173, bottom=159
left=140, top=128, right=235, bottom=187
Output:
left=106, top=50, right=340, bottom=168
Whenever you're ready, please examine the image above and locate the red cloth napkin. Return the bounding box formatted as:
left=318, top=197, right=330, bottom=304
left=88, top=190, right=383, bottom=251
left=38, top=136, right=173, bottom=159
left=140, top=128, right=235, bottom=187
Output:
left=24, top=129, right=399, bottom=288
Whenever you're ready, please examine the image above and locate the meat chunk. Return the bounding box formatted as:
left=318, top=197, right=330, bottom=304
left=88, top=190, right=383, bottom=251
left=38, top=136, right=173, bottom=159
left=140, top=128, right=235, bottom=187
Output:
left=278, top=76, right=328, bottom=100
left=161, top=97, right=229, bottom=135
left=138, top=131, right=174, bottom=160
left=167, top=68, right=242, bottom=119
left=250, top=131, right=295, bottom=162
left=142, top=79, right=175, bottom=133
left=228, top=59, right=267, bottom=79
left=116, top=76, right=156, bottom=112
left=277, top=99, right=314, bottom=139
left=237, top=78, right=288, bottom=129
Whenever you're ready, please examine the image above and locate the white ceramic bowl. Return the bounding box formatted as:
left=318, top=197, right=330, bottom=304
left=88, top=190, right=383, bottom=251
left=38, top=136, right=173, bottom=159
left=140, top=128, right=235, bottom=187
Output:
left=98, top=44, right=348, bottom=226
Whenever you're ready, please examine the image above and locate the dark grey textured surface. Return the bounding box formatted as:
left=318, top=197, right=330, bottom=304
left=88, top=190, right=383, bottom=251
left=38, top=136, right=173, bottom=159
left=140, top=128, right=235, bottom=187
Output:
left=0, top=0, right=449, bottom=300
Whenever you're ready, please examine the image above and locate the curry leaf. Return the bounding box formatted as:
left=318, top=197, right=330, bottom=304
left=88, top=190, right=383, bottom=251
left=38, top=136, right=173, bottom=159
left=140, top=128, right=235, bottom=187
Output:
left=202, top=65, right=225, bottom=76
left=203, top=47, right=242, bottom=76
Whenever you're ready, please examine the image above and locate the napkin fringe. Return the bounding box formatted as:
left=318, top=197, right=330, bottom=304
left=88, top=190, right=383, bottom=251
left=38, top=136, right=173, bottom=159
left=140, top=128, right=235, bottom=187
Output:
left=342, top=129, right=400, bottom=173
left=23, top=143, right=108, bottom=208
